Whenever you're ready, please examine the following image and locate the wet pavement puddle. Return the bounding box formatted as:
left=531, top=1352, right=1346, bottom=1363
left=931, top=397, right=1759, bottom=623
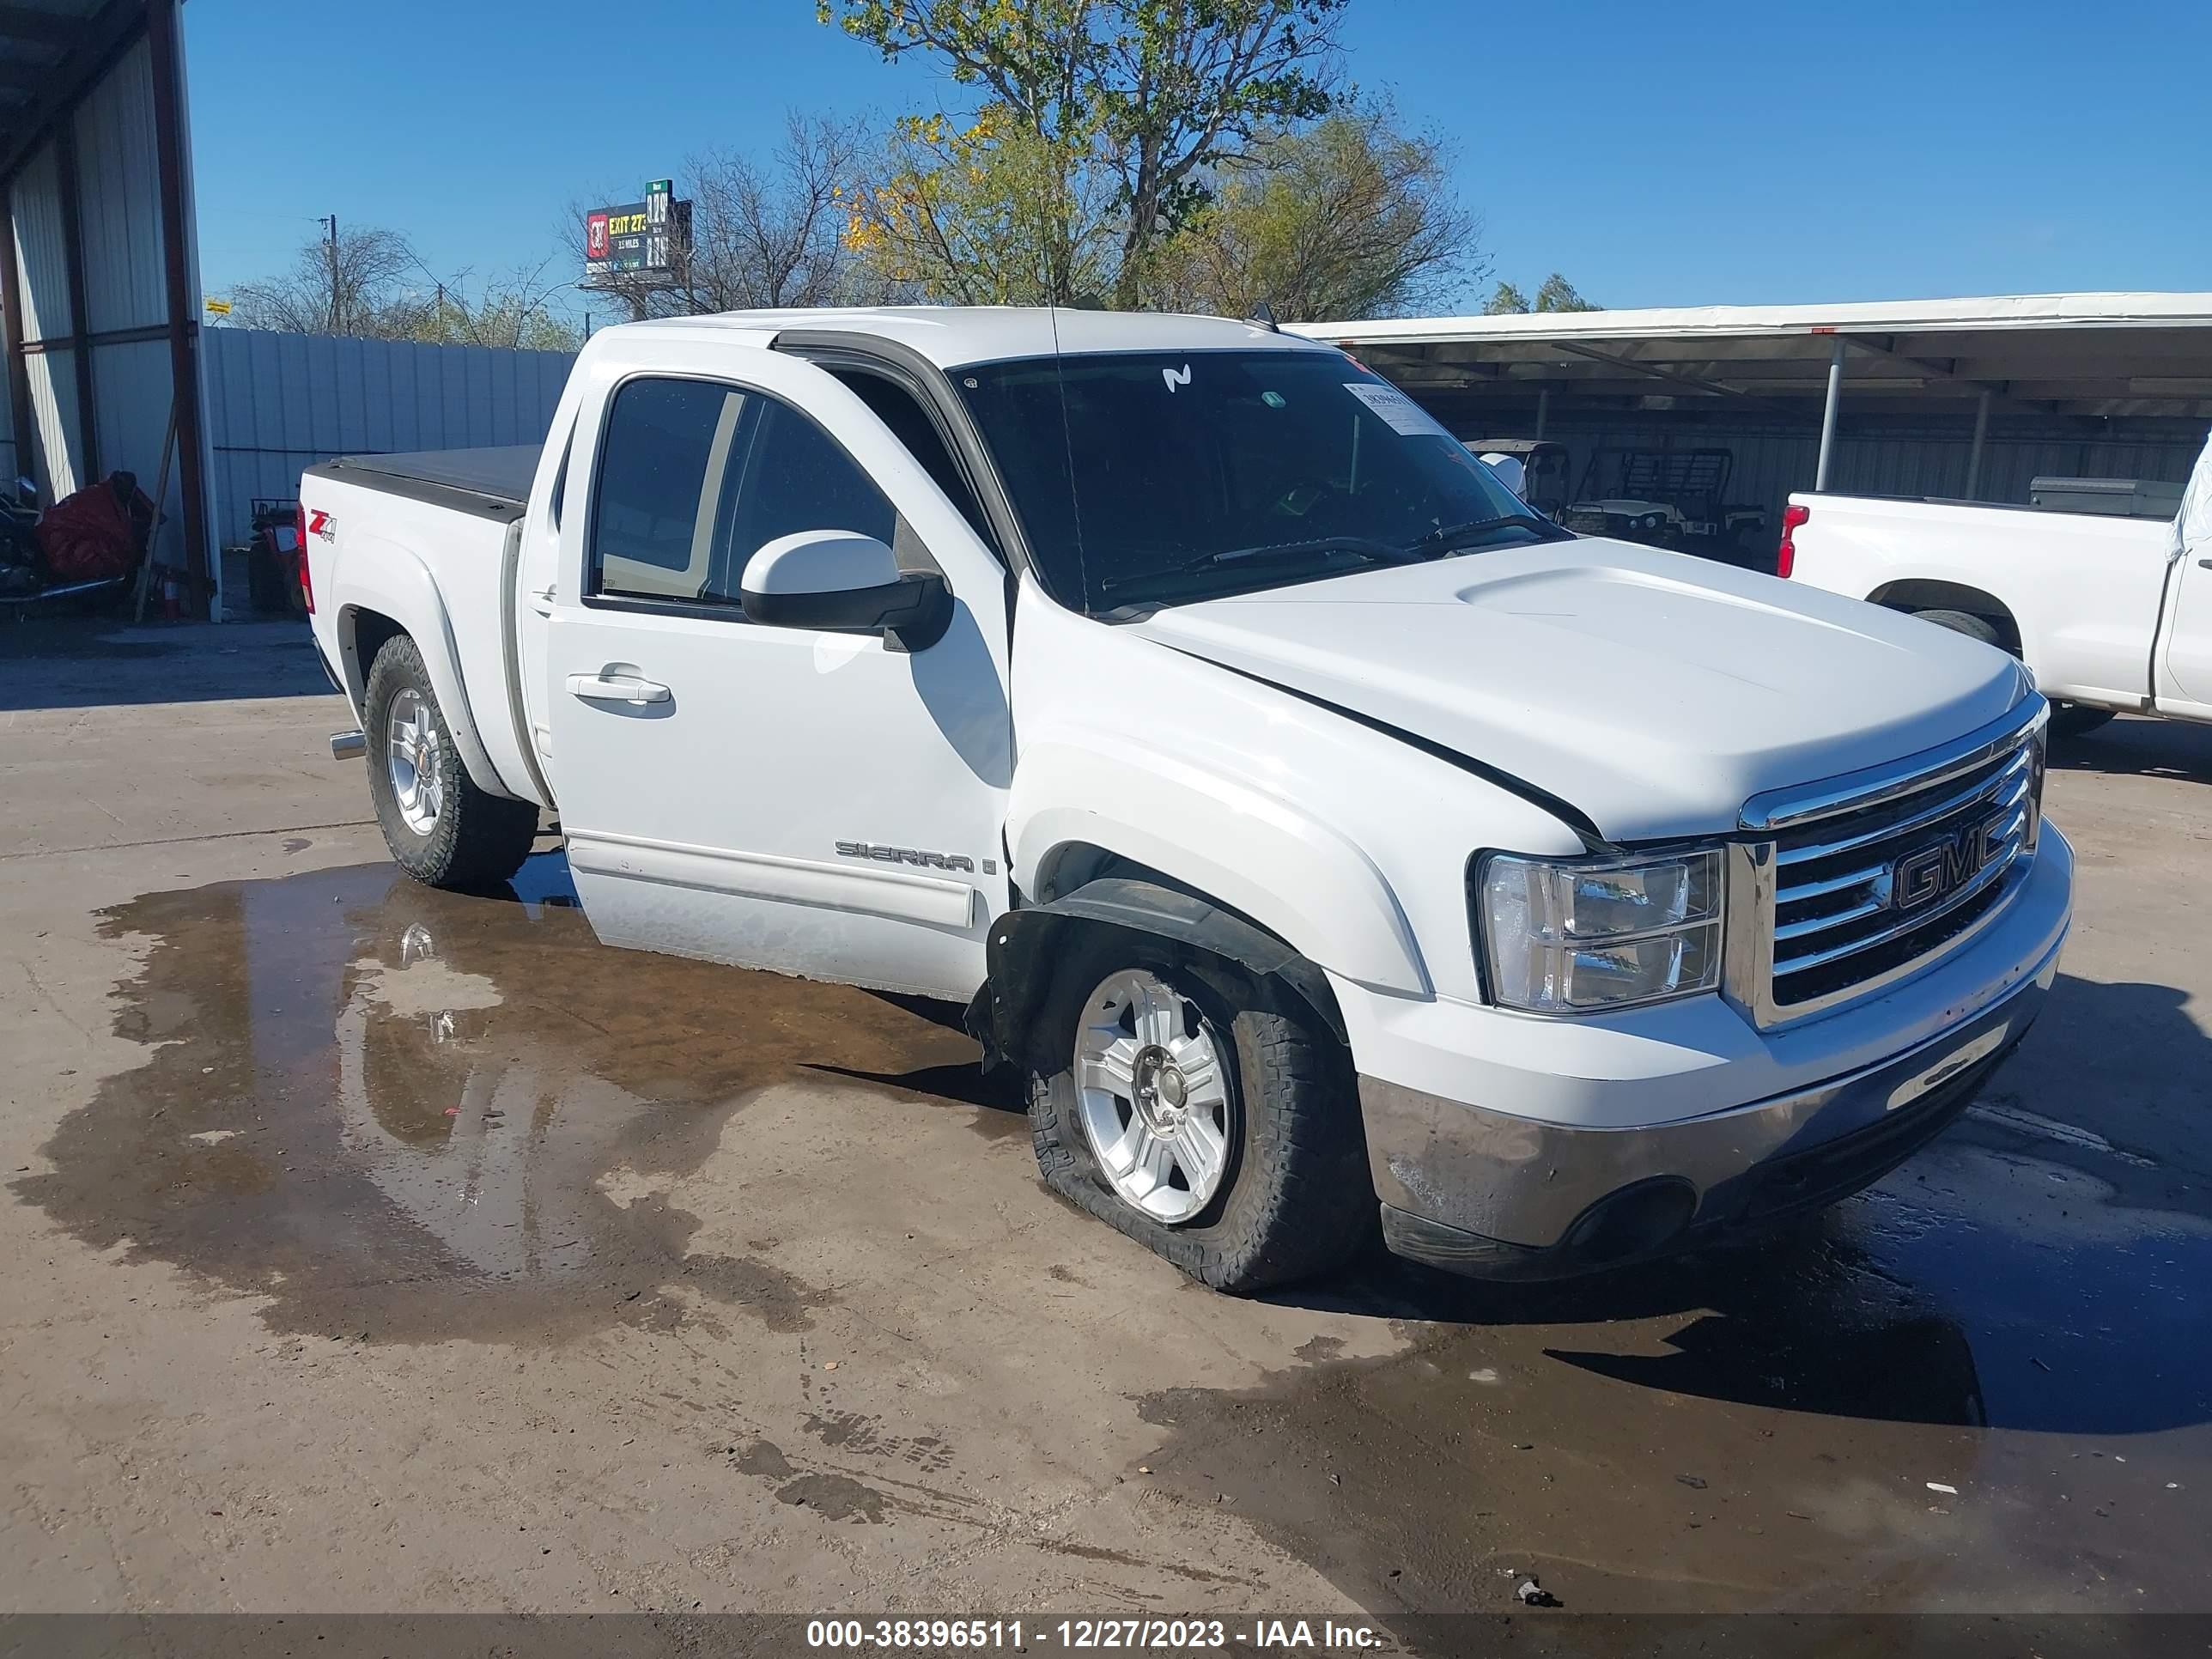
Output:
left=1130, top=1117, right=2212, bottom=1612
left=9, top=853, right=2212, bottom=1612
left=12, top=853, right=1018, bottom=1344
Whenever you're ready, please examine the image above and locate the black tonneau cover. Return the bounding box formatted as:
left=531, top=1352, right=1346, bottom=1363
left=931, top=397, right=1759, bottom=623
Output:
left=307, top=443, right=544, bottom=521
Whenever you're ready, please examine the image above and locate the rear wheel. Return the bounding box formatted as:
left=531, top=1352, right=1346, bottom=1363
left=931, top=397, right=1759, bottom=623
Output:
left=1912, top=609, right=2116, bottom=742
left=1913, top=607, right=2002, bottom=648
left=363, top=635, right=539, bottom=890
left=1026, top=933, right=1371, bottom=1293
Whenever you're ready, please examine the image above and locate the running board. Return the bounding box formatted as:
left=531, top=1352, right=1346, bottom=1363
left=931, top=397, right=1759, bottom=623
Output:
left=330, top=730, right=366, bottom=760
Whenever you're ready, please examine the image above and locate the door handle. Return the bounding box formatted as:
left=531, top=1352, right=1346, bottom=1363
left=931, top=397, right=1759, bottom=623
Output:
left=566, top=672, right=671, bottom=704
left=2199, top=558, right=2211, bottom=569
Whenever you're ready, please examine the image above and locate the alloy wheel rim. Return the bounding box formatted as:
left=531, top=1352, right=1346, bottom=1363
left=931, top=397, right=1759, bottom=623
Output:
left=386, top=688, right=444, bottom=836
left=1073, top=969, right=1231, bottom=1224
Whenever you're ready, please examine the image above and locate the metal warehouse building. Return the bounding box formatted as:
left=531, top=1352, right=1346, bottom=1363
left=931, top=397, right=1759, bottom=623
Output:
left=0, top=0, right=208, bottom=607
left=1305, top=294, right=2212, bottom=550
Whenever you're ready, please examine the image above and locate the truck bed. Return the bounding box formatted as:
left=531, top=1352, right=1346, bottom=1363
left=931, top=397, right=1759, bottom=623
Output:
left=307, top=444, right=543, bottom=521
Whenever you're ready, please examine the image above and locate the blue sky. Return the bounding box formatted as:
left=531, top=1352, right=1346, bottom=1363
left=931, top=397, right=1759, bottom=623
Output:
left=185, top=0, right=2211, bottom=318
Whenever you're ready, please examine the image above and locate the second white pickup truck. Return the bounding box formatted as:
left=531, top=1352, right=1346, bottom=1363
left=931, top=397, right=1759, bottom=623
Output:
left=302, top=307, right=2073, bottom=1293
left=1778, top=444, right=2212, bottom=737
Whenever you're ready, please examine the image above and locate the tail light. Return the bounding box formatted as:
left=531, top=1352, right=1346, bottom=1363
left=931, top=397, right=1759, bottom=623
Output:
left=1776, top=502, right=1810, bottom=579
left=296, top=503, right=314, bottom=613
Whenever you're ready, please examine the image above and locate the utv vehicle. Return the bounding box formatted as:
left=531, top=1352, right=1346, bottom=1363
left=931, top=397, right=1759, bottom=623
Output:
left=1559, top=447, right=1769, bottom=568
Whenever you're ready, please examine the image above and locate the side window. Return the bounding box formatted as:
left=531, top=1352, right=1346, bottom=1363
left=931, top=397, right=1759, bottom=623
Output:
left=717, top=398, right=897, bottom=596
left=590, top=378, right=747, bottom=603
left=588, top=376, right=900, bottom=611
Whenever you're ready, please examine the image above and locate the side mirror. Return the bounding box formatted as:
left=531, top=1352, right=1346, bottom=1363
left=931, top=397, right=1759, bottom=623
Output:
left=740, top=530, right=952, bottom=653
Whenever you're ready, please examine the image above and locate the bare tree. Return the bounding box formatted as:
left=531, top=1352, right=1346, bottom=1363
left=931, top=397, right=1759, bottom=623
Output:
left=585, top=113, right=885, bottom=321
left=229, top=224, right=417, bottom=336
left=227, top=225, right=583, bottom=349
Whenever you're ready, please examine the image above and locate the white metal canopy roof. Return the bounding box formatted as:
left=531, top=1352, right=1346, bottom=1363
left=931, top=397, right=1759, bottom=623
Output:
left=1290, top=293, right=2212, bottom=422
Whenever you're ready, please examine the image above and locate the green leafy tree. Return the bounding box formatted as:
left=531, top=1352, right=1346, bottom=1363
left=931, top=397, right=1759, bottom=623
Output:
left=1534, top=271, right=1595, bottom=313
left=1146, top=105, right=1483, bottom=322
left=880, top=110, right=1119, bottom=303
left=845, top=107, right=1122, bottom=304
left=825, top=0, right=1349, bottom=306
left=1483, top=272, right=1598, bottom=316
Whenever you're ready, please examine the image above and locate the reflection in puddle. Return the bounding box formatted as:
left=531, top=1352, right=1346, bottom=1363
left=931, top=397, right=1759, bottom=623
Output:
left=1137, top=1116, right=2212, bottom=1613
left=13, top=855, right=1011, bottom=1342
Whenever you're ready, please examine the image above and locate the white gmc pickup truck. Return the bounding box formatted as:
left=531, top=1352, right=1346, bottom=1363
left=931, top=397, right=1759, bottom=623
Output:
left=1778, top=442, right=2212, bottom=738
left=302, top=307, right=2073, bottom=1293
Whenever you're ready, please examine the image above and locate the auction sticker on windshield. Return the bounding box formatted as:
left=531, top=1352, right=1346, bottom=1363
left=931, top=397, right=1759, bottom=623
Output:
left=1341, top=380, right=1443, bottom=436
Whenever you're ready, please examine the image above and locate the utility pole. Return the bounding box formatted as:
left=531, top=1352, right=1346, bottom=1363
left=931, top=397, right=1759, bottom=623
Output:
left=320, top=214, right=339, bottom=332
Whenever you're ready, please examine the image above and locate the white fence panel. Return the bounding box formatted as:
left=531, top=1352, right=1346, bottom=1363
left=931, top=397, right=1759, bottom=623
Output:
left=202, top=328, right=574, bottom=546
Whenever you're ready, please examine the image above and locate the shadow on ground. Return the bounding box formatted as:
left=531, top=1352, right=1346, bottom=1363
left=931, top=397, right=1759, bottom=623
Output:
left=1269, top=965, right=2211, bottom=1439
left=0, top=617, right=331, bottom=709
left=2050, top=710, right=2212, bottom=782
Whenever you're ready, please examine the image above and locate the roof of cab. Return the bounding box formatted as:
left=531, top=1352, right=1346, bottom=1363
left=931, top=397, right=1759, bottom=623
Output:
left=615, top=305, right=1340, bottom=370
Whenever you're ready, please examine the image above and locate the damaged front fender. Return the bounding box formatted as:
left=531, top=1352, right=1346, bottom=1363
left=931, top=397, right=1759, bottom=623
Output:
left=966, top=876, right=1346, bottom=1073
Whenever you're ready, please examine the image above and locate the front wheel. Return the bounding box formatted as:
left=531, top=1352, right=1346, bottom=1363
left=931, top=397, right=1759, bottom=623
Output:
left=1026, top=935, right=1372, bottom=1293
left=362, top=635, right=539, bottom=890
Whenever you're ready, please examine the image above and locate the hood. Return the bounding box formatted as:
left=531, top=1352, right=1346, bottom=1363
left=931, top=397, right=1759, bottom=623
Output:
left=1128, top=539, right=2028, bottom=842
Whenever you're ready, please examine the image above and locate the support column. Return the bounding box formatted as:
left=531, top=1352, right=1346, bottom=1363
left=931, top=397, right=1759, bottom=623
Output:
left=1534, top=386, right=1549, bottom=440
left=1814, top=337, right=1846, bottom=492
left=1965, top=389, right=1991, bottom=500
left=146, top=0, right=211, bottom=613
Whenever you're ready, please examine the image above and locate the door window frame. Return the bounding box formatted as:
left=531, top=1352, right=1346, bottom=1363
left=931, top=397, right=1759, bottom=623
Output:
left=579, top=368, right=915, bottom=628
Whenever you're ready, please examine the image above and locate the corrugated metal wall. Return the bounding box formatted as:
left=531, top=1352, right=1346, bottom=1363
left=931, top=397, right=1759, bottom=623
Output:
left=9, top=137, right=84, bottom=502
left=76, top=39, right=183, bottom=570
left=3, top=29, right=198, bottom=577
left=202, top=328, right=574, bottom=545
left=74, top=39, right=167, bottom=332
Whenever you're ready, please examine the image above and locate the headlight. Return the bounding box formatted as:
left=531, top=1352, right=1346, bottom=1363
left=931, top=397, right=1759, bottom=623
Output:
left=1477, top=848, right=1724, bottom=1013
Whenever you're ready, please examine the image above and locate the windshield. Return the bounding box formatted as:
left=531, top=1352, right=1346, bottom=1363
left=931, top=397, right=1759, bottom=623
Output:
left=955, top=349, right=1565, bottom=612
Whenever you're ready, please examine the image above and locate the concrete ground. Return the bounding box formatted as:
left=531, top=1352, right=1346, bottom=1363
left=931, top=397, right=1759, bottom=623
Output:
left=2, top=619, right=2208, bottom=1626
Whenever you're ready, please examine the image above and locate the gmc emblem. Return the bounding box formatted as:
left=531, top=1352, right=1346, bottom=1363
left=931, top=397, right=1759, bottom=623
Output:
left=1890, top=809, right=2011, bottom=912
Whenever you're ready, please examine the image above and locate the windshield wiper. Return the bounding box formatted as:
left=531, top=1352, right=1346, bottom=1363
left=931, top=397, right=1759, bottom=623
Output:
left=1412, top=514, right=1564, bottom=553
left=1183, top=535, right=1407, bottom=573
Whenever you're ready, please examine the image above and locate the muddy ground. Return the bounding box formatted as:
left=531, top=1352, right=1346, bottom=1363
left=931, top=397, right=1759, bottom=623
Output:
left=2, top=621, right=2208, bottom=1626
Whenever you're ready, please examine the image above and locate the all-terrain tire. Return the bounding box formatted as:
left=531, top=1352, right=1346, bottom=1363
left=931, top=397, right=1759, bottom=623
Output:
left=1027, top=933, right=1373, bottom=1293
left=1913, top=609, right=2114, bottom=742
left=363, top=634, right=538, bottom=890
left=1913, top=608, right=2003, bottom=648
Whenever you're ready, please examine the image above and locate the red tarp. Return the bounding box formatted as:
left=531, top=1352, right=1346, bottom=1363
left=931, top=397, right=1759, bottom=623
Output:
left=35, top=474, right=153, bottom=585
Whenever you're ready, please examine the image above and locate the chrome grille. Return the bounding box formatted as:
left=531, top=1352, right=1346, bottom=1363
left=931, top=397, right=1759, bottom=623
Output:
left=1729, top=701, right=2046, bottom=1025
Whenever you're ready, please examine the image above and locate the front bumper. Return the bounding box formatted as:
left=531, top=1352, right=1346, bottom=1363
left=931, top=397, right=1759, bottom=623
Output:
left=1358, top=835, right=2070, bottom=1279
